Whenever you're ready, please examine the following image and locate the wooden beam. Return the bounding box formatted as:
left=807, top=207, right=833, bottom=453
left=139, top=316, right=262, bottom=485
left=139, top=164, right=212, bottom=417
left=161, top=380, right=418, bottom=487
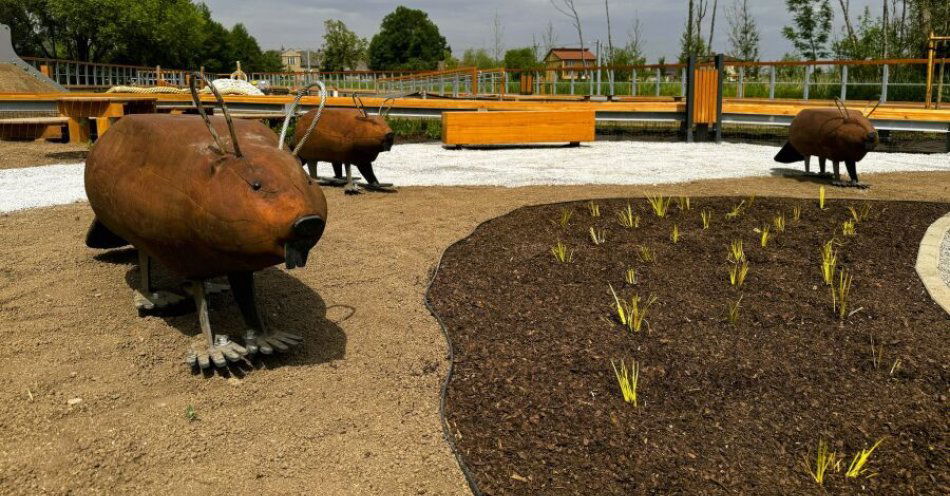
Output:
left=442, top=110, right=595, bottom=146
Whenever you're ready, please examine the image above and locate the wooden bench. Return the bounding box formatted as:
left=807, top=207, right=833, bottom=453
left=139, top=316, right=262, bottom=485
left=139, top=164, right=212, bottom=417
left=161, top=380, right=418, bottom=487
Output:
left=0, top=116, right=68, bottom=141
left=441, top=110, right=595, bottom=146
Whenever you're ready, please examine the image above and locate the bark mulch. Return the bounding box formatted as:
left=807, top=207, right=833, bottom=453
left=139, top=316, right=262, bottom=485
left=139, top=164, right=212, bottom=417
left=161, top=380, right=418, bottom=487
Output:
left=428, top=196, right=949, bottom=495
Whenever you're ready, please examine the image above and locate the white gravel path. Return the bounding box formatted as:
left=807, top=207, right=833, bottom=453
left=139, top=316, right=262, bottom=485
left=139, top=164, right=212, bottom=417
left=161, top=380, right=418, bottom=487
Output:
left=2, top=141, right=948, bottom=213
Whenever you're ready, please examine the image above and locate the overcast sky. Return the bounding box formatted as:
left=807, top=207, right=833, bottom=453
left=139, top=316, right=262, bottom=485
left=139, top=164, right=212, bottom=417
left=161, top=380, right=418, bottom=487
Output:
left=202, top=0, right=884, bottom=61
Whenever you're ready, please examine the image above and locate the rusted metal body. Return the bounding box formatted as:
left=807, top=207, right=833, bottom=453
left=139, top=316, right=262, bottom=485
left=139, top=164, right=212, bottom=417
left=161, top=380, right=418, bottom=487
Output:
left=84, top=73, right=328, bottom=370
left=774, top=106, right=879, bottom=187
left=293, top=101, right=395, bottom=194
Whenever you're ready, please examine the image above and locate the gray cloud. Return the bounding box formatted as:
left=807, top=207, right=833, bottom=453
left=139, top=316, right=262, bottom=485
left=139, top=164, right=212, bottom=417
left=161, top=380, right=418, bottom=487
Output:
left=202, top=0, right=884, bottom=62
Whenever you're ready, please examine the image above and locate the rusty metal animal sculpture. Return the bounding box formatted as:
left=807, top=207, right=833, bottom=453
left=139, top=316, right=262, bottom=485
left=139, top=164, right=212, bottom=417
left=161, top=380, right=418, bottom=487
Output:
left=288, top=94, right=395, bottom=194
left=774, top=99, right=880, bottom=188
left=85, top=73, right=328, bottom=370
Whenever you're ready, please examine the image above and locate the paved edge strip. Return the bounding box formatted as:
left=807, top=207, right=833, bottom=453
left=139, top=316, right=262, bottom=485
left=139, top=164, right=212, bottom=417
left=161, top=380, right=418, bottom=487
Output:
left=915, top=212, right=950, bottom=316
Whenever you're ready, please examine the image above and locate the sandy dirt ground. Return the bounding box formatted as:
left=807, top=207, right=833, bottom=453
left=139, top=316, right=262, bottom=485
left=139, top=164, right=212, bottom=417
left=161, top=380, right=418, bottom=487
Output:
left=0, top=140, right=87, bottom=170
left=0, top=171, right=948, bottom=495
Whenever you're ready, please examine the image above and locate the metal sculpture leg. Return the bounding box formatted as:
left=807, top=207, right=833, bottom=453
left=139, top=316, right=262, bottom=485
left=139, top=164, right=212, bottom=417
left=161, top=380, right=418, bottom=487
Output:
left=316, top=161, right=350, bottom=187
left=832, top=161, right=841, bottom=181
left=818, top=157, right=827, bottom=176
left=355, top=162, right=395, bottom=192
left=229, top=271, right=303, bottom=355
left=344, top=163, right=361, bottom=195
left=804, top=155, right=811, bottom=173
left=833, top=160, right=868, bottom=189
left=185, top=280, right=248, bottom=369
left=132, top=250, right=185, bottom=312
left=306, top=160, right=317, bottom=179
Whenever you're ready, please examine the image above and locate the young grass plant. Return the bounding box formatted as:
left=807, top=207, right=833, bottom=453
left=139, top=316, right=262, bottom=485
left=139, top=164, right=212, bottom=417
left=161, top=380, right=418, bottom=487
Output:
left=804, top=440, right=839, bottom=485
left=773, top=213, right=786, bottom=232
left=728, top=261, right=750, bottom=287
left=646, top=195, right=671, bottom=218
left=820, top=240, right=838, bottom=285
left=185, top=404, right=198, bottom=422
left=848, top=203, right=871, bottom=223
left=818, top=186, right=827, bottom=210
left=675, top=196, right=691, bottom=211
left=636, top=245, right=655, bottom=263
left=610, top=359, right=639, bottom=406
left=551, top=240, right=574, bottom=263
left=670, top=224, right=680, bottom=244
left=700, top=208, right=712, bottom=229
left=758, top=225, right=771, bottom=248
left=617, top=203, right=640, bottom=229
left=725, top=200, right=746, bottom=220
left=589, top=227, right=606, bottom=245
left=728, top=240, right=746, bottom=264
left=831, top=268, right=854, bottom=320
left=792, top=206, right=802, bottom=222
left=623, top=267, right=637, bottom=285
left=842, top=219, right=856, bottom=237
left=727, top=296, right=742, bottom=326
left=845, top=439, right=884, bottom=478
left=555, top=207, right=573, bottom=229
left=588, top=201, right=601, bottom=217
left=608, top=284, right=657, bottom=332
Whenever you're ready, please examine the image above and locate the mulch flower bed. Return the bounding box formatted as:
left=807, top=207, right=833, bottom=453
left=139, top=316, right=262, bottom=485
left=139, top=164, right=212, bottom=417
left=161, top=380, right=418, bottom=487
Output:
left=428, top=196, right=949, bottom=495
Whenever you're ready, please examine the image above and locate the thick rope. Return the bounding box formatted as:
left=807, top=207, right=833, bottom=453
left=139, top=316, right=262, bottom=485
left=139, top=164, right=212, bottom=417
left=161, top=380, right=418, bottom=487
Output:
left=277, top=81, right=327, bottom=157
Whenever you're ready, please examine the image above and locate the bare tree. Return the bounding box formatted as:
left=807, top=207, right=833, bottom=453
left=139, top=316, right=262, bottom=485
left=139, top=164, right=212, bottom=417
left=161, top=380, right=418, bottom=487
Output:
left=491, top=11, right=505, bottom=64
left=605, top=0, right=614, bottom=62
left=626, top=16, right=646, bottom=65
left=836, top=0, right=857, bottom=45
left=550, top=0, right=588, bottom=69
left=727, top=0, right=759, bottom=61
left=541, top=21, right=559, bottom=56
left=708, top=0, right=719, bottom=51
left=883, top=0, right=889, bottom=58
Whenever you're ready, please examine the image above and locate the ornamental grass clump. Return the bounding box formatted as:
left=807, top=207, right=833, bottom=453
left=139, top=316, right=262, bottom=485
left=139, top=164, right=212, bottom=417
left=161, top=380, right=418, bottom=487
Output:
left=758, top=225, right=771, bottom=248
left=728, top=261, right=750, bottom=287
left=842, top=219, right=856, bottom=237
left=727, top=296, right=742, bottom=326
left=845, top=439, right=884, bottom=479
left=617, top=203, right=639, bottom=228
left=773, top=213, right=786, bottom=232
left=636, top=245, right=655, bottom=263
left=725, top=201, right=746, bottom=220
left=646, top=195, right=671, bottom=218
left=623, top=267, right=637, bottom=285
left=792, top=206, right=802, bottom=222
left=551, top=240, right=574, bottom=263
left=670, top=224, right=680, bottom=244
left=588, top=201, right=601, bottom=217
left=728, top=240, right=746, bottom=264
left=554, top=207, right=573, bottom=228
left=820, top=240, right=838, bottom=285
left=819, top=186, right=827, bottom=210
left=589, top=227, right=607, bottom=245
left=700, top=208, right=712, bottom=229
left=608, top=284, right=657, bottom=332
left=675, top=196, right=691, bottom=211
left=848, top=203, right=871, bottom=223
left=831, top=268, right=854, bottom=320
left=610, top=359, right=639, bottom=406
left=804, top=440, right=840, bottom=485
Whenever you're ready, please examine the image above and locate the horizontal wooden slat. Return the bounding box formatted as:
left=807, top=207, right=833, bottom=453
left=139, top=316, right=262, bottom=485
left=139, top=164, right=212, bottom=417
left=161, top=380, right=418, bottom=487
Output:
left=442, top=110, right=595, bottom=145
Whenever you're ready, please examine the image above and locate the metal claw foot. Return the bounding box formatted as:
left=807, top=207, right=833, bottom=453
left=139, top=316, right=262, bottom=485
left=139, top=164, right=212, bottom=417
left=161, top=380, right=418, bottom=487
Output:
left=186, top=334, right=249, bottom=369
left=356, top=181, right=396, bottom=192
left=133, top=289, right=186, bottom=312
left=243, top=330, right=304, bottom=355
left=831, top=180, right=869, bottom=189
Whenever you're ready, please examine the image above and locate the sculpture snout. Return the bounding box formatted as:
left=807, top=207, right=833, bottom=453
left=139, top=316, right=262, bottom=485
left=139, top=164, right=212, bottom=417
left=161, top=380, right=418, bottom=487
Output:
left=285, top=215, right=325, bottom=269
left=865, top=131, right=878, bottom=150
left=383, top=132, right=395, bottom=151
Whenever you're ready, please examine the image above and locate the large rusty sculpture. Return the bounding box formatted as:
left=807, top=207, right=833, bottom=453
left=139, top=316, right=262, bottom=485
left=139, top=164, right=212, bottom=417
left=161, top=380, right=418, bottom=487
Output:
left=85, top=73, right=328, bottom=369
left=285, top=94, right=395, bottom=194
left=774, top=99, right=880, bottom=188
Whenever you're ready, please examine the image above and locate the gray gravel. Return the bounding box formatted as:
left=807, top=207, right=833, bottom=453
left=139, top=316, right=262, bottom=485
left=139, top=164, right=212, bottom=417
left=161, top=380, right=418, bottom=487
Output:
left=940, top=230, right=950, bottom=287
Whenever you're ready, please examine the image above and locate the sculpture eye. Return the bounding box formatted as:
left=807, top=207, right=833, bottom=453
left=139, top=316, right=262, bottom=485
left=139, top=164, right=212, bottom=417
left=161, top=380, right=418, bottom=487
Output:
left=252, top=181, right=262, bottom=191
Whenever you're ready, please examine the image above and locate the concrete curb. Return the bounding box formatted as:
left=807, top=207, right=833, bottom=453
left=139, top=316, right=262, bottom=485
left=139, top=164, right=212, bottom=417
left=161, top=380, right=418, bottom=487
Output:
left=916, top=212, right=950, bottom=316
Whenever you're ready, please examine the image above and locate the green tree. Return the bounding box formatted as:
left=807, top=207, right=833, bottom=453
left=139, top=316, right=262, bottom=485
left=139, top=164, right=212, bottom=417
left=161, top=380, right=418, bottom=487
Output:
left=461, top=48, right=496, bottom=69
left=782, top=0, right=833, bottom=61
left=368, top=6, right=450, bottom=70
left=321, top=19, right=367, bottom=71
left=503, top=47, right=539, bottom=70
left=727, top=0, right=760, bottom=62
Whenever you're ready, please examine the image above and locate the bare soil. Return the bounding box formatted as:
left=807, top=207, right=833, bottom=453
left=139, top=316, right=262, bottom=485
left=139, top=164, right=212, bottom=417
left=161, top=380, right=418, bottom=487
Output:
left=0, top=171, right=947, bottom=495
left=0, top=140, right=87, bottom=170
left=429, top=196, right=949, bottom=495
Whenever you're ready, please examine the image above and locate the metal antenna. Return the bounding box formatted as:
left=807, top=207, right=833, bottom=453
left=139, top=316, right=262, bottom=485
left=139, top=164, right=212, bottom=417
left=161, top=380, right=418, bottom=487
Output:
left=189, top=72, right=242, bottom=157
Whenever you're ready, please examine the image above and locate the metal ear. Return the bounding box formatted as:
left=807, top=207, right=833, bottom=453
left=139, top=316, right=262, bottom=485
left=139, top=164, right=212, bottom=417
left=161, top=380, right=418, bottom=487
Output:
left=289, top=81, right=327, bottom=157
left=189, top=72, right=242, bottom=157
left=833, top=97, right=849, bottom=119
left=352, top=94, right=368, bottom=118
left=278, top=81, right=326, bottom=153
left=379, top=96, right=396, bottom=118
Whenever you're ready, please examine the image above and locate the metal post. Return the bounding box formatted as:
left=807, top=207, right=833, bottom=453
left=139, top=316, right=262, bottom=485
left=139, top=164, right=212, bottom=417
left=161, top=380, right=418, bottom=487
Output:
left=925, top=33, right=935, bottom=108
left=552, top=70, right=558, bottom=95
left=738, top=66, right=745, bottom=98
left=681, top=67, right=687, bottom=97
left=840, top=65, right=848, bottom=101
left=803, top=65, right=812, bottom=100
left=655, top=67, right=661, bottom=96
left=632, top=69, right=637, bottom=96
left=881, top=64, right=889, bottom=103
left=570, top=70, right=575, bottom=95
left=715, top=54, right=724, bottom=143
left=685, top=55, right=696, bottom=143
left=769, top=65, right=776, bottom=99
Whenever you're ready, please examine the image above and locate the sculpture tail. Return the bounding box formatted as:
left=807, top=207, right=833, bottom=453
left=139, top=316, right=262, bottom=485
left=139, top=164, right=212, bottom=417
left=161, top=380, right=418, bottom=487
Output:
left=774, top=141, right=805, bottom=163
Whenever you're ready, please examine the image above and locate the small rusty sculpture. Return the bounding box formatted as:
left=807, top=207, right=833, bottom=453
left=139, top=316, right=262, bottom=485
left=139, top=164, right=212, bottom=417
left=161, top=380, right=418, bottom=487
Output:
left=774, top=99, right=880, bottom=188
left=286, top=94, right=395, bottom=194
left=85, top=73, right=328, bottom=369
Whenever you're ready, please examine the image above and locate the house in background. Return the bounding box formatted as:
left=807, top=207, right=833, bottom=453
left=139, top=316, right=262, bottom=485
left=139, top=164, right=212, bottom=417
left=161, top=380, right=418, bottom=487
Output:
left=544, top=48, right=595, bottom=80
left=280, top=49, right=322, bottom=72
